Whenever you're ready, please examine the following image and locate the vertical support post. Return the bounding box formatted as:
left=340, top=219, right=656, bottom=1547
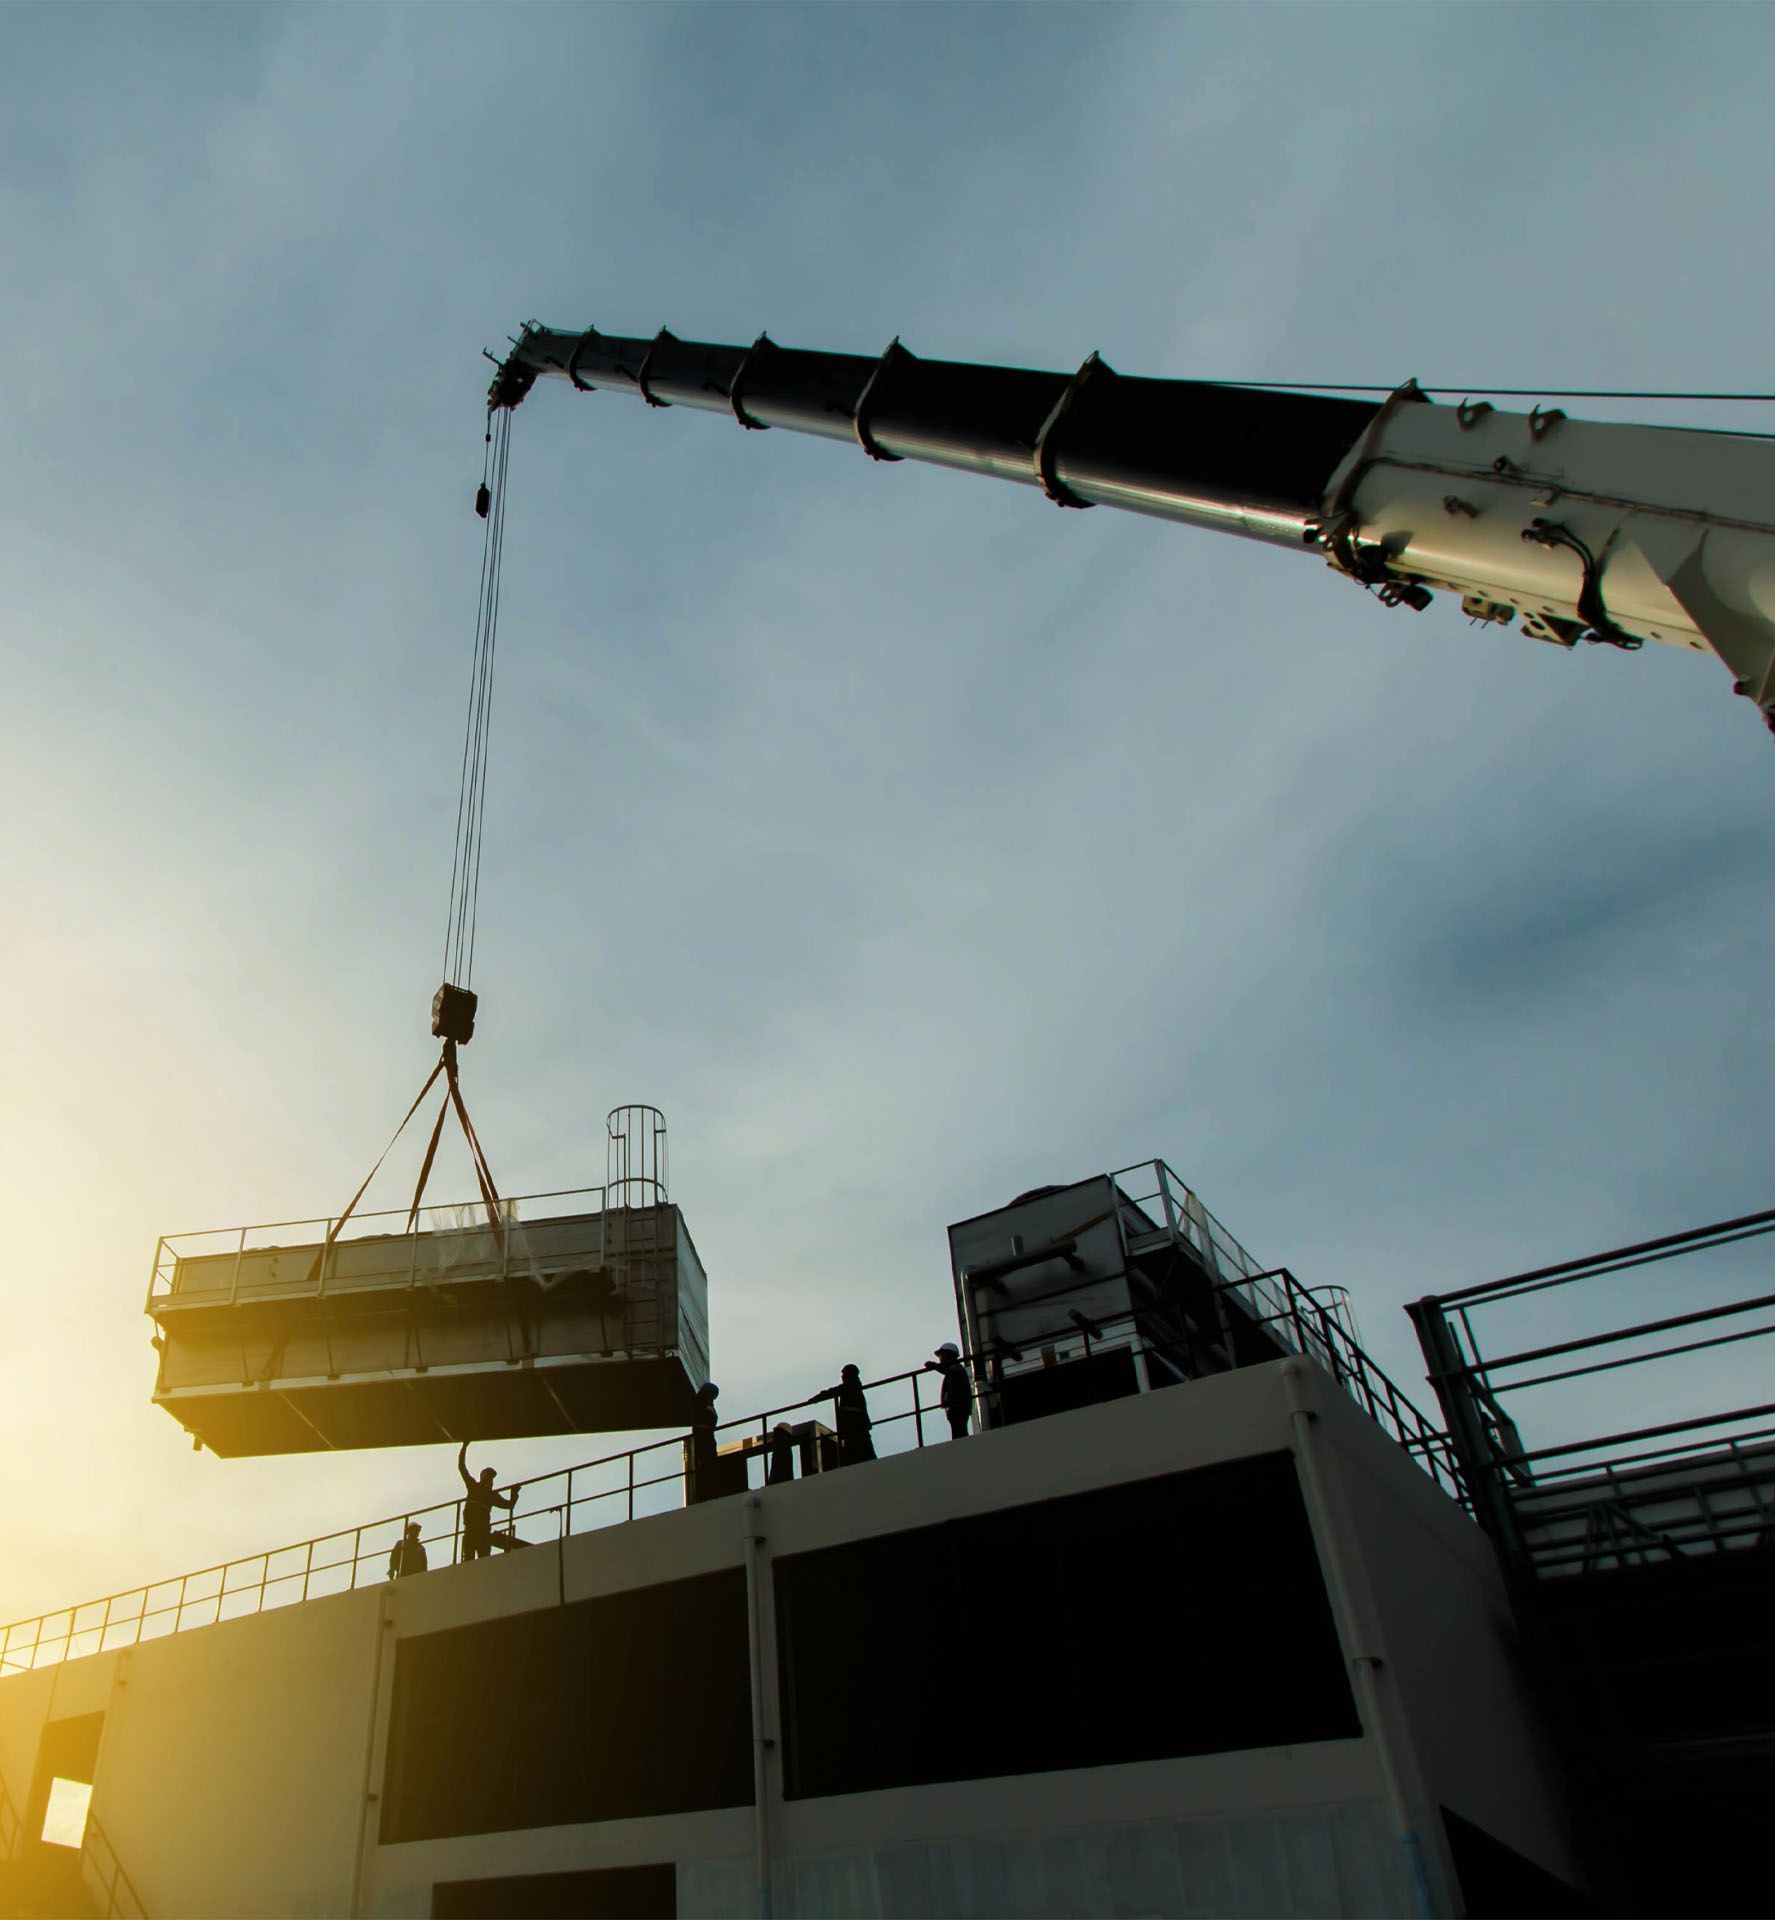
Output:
left=230, top=1226, right=246, bottom=1306
left=1406, top=1297, right=1526, bottom=1566
left=348, top=1590, right=393, bottom=1919
left=1158, top=1160, right=1179, bottom=1241
left=1281, top=1361, right=1449, bottom=1917
left=913, top=1367, right=925, bottom=1447
left=742, top=1496, right=775, bottom=1920
left=1287, top=1281, right=1310, bottom=1359
left=1318, top=1304, right=1346, bottom=1386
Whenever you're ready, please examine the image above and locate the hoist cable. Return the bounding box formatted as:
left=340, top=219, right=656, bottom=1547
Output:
left=441, top=419, right=499, bottom=984
left=442, top=407, right=513, bottom=988
left=464, top=412, right=511, bottom=989
left=1218, top=382, right=1775, bottom=402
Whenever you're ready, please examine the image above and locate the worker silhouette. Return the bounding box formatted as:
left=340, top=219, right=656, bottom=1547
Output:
left=929, top=1342, right=973, bottom=1439
left=766, top=1422, right=797, bottom=1485
left=687, top=1382, right=722, bottom=1503
left=821, top=1364, right=877, bottom=1466
left=387, top=1521, right=428, bottom=1580
left=457, top=1443, right=522, bottom=1559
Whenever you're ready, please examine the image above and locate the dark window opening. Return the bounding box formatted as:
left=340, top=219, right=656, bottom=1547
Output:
left=991, top=1345, right=1140, bottom=1426
left=432, top=1863, right=675, bottom=1919
left=775, top=1451, right=1357, bottom=1799
left=382, top=1570, right=751, bottom=1843
left=27, top=1713, right=103, bottom=1859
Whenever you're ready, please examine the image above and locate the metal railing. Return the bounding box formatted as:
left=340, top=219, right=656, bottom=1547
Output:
left=80, top=1811, right=148, bottom=1920
left=1409, top=1205, right=1775, bottom=1575
left=0, top=1761, right=18, bottom=1860
left=146, top=1187, right=612, bottom=1309
left=3, top=1291, right=1460, bottom=1678
left=1, top=1358, right=951, bottom=1676
left=1102, top=1160, right=1452, bottom=1491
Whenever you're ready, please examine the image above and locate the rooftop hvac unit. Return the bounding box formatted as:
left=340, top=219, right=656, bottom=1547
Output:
left=146, top=1107, right=709, bottom=1456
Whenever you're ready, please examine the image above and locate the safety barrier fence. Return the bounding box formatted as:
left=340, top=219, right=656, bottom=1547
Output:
left=1409, top=1205, right=1775, bottom=1575
left=80, top=1811, right=148, bottom=1920
left=147, top=1188, right=611, bottom=1307
left=5, top=1273, right=1455, bottom=1675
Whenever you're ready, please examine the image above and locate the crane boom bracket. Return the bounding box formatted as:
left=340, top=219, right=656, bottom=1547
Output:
left=1034, top=353, right=1115, bottom=509
left=729, top=333, right=777, bottom=431
left=853, top=337, right=912, bottom=463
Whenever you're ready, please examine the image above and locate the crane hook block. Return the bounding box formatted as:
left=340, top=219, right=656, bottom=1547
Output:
left=431, top=982, right=479, bottom=1045
left=475, top=482, right=492, bottom=520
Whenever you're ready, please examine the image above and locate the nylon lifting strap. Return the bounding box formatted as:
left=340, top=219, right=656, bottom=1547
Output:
left=305, top=1040, right=505, bottom=1290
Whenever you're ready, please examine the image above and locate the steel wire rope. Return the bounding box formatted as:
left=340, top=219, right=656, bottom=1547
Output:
left=1216, top=382, right=1775, bottom=401
left=1208, top=380, right=1775, bottom=440
left=464, top=409, right=512, bottom=988
left=454, top=417, right=503, bottom=980
left=441, top=422, right=499, bottom=983
left=442, top=407, right=513, bottom=987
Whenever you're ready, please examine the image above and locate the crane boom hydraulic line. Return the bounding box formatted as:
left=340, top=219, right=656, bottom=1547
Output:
left=489, top=322, right=1775, bottom=732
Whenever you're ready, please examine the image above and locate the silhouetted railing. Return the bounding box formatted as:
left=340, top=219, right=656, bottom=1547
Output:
left=0, top=1762, right=19, bottom=1860
left=1410, top=1206, right=1775, bottom=1575
left=80, top=1812, right=148, bottom=1920
left=2, top=1300, right=1454, bottom=1673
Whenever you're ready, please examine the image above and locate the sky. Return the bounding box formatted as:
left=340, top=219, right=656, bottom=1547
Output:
left=2, top=0, right=1774, bottom=1626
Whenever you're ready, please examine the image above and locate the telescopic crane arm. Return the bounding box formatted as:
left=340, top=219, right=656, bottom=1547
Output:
left=490, top=323, right=1775, bottom=731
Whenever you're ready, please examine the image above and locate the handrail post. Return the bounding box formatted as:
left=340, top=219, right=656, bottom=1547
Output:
left=1319, top=1306, right=1345, bottom=1386
left=913, top=1366, right=925, bottom=1446
left=230, top=1225, right=246, bottom=1306
left=627, top=1449, right=636, bottom=1523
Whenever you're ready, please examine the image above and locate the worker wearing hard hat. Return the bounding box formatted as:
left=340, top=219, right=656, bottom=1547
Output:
left=928, top=1342, right=973, bottom=1439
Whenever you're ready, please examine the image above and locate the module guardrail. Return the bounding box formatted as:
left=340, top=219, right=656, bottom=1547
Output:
left=146, top=1187, right=613, bottom=1309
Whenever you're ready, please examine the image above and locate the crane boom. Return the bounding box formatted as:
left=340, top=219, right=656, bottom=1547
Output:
left=491, top=323, right=1775, bottom=731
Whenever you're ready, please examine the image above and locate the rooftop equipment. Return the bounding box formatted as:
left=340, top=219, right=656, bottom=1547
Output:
left=949, top=1161, right=1362, bottom=1427
left=147, top=1106, right=709, bottom=1456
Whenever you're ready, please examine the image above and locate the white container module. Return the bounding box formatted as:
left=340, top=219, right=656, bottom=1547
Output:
left=146, top=1190, right=710, bottom=1456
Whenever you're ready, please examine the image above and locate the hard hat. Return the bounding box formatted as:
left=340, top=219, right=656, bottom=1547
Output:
left=700, top=1381, right=719, bottom=1397
left=936, top=1342, right=960, bottom=1358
